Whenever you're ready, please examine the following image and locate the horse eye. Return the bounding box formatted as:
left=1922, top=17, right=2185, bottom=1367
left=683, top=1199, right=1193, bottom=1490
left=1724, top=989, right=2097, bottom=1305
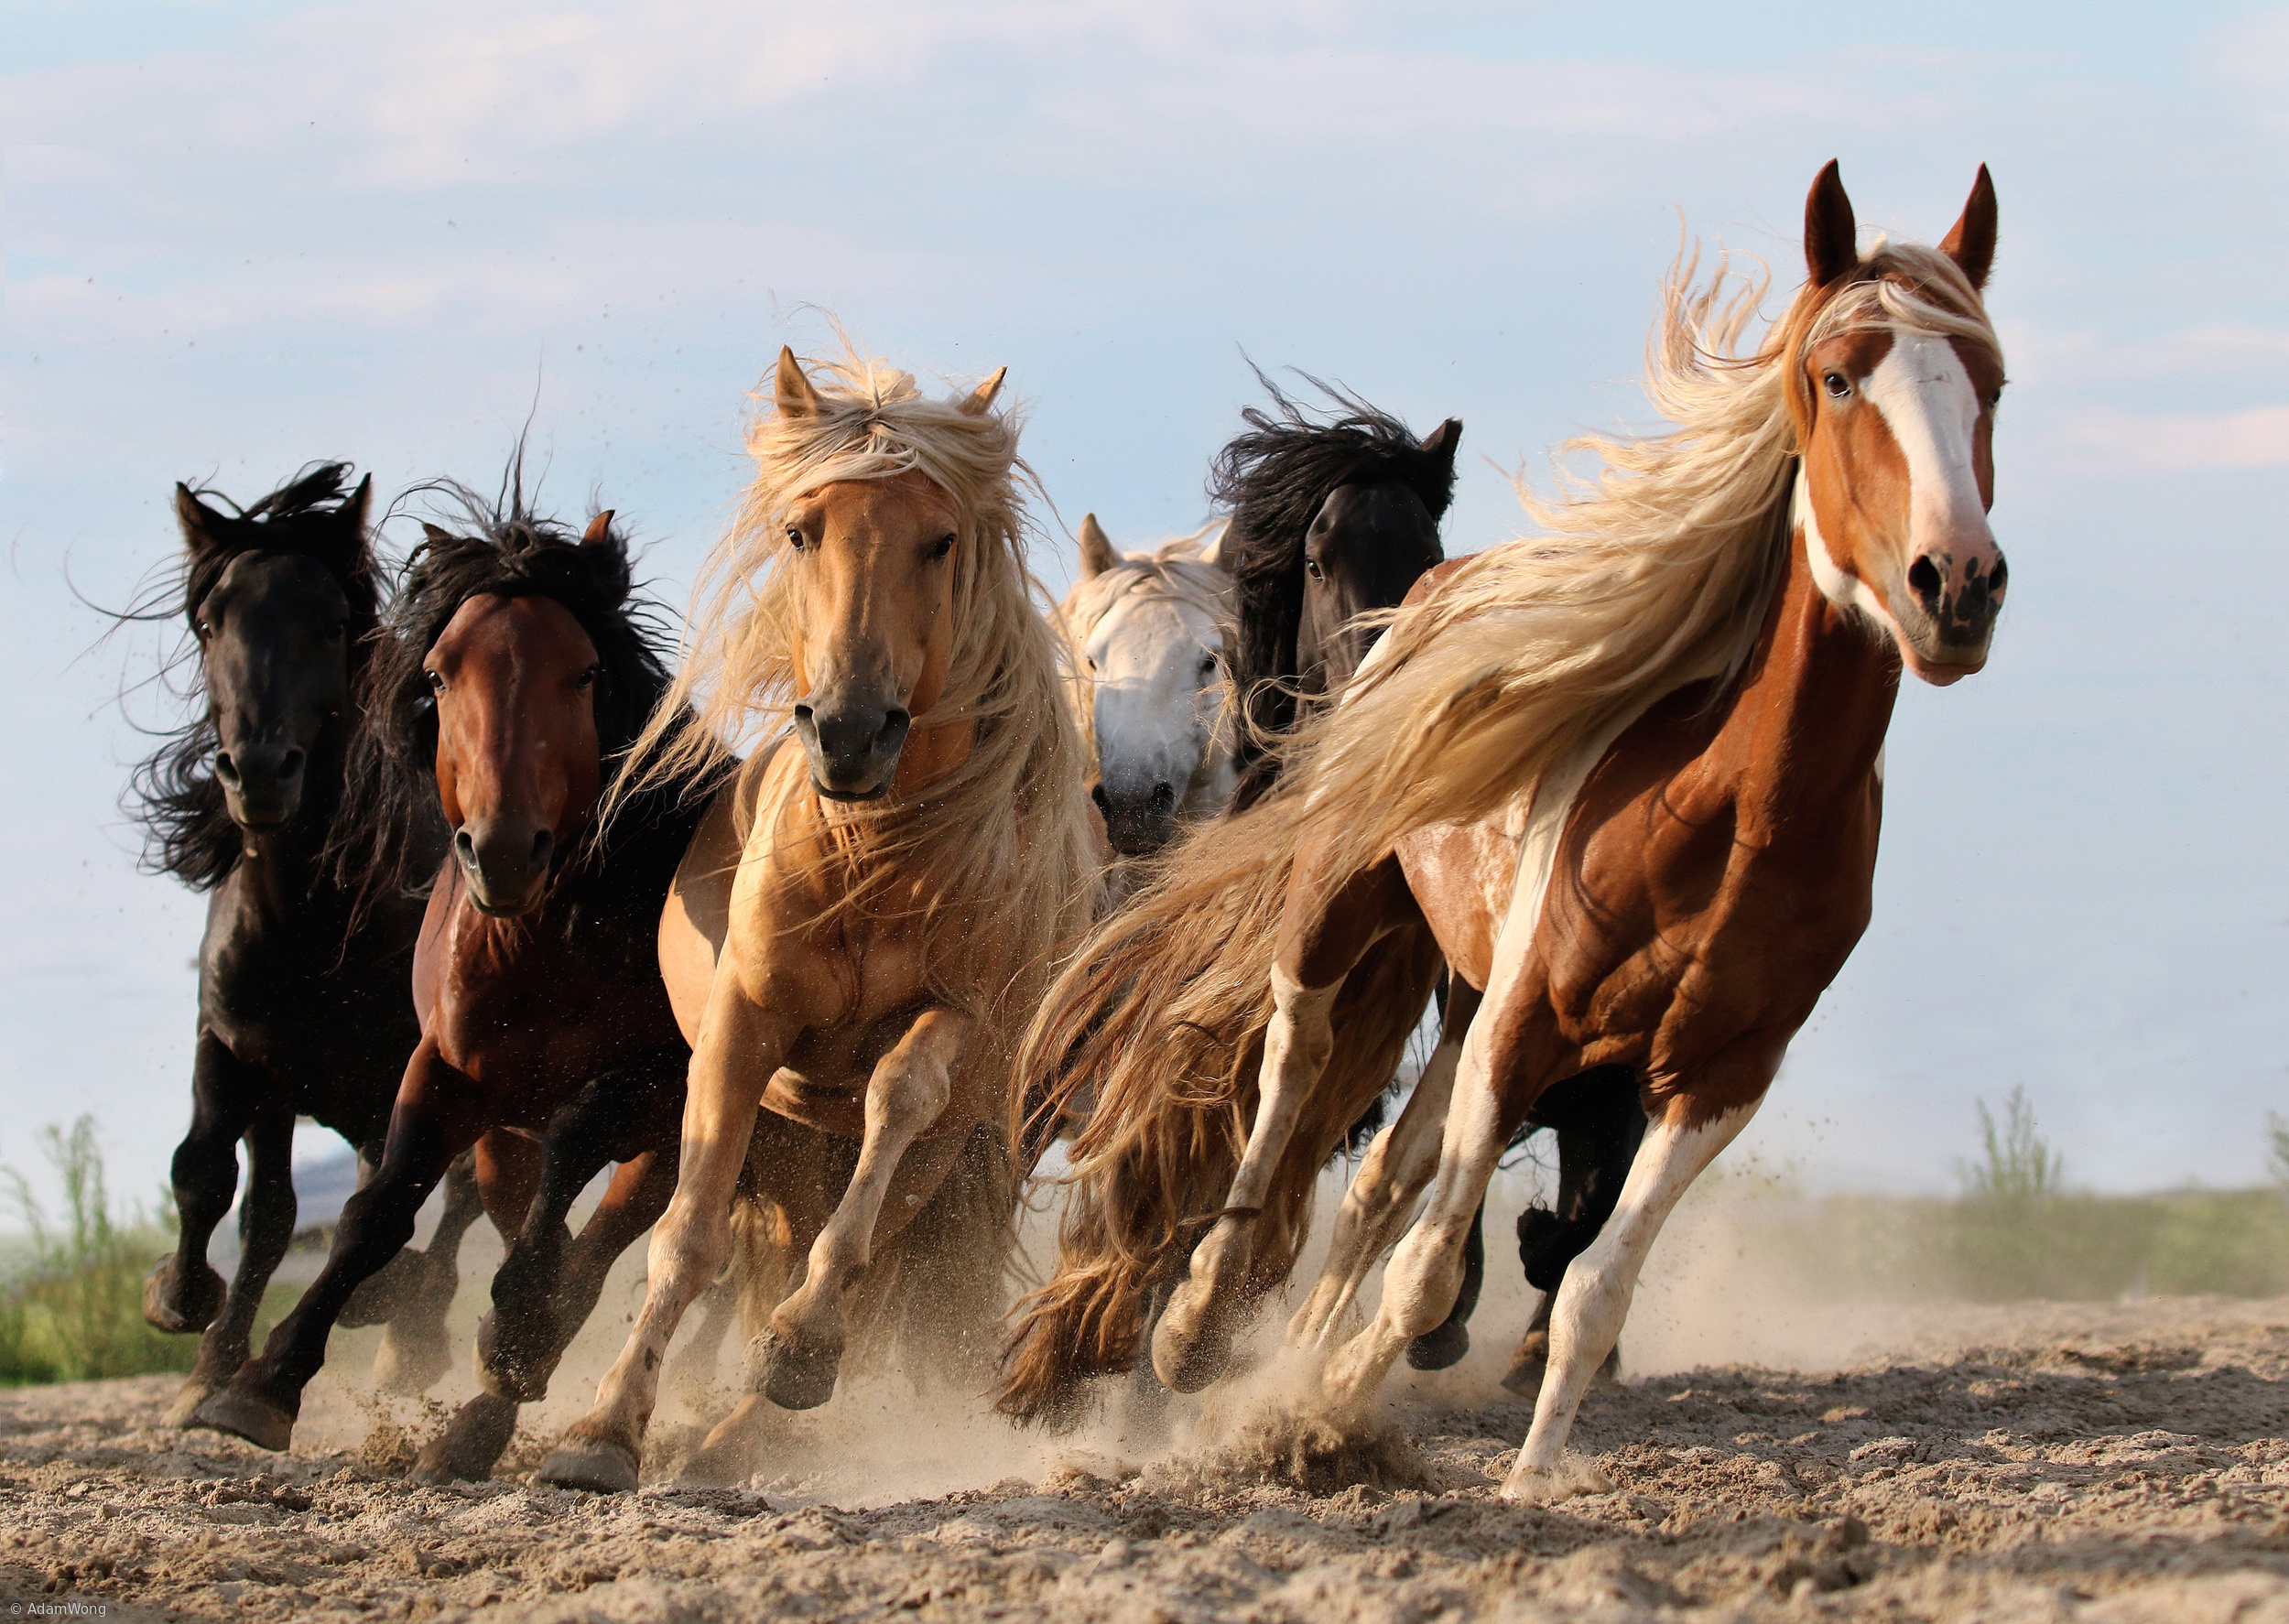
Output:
left=785, top=525, right=806, bottom=551
left=426, top=670, right=446, bottom=693
left=1989, top=384, right=2006, bottom=409
left=575, top=665, right=599, bottom=691
left=1823, top=372, right=1850, bottom=400
left=1199, top=655, right=1219, bottom=677
left=1304, top=557, right=1324, bottom=581
left=928, top=533, right=954, bottom=562
left=195, top=618, right=213, bottom=640
left=325, top=621, right=346, bottom=642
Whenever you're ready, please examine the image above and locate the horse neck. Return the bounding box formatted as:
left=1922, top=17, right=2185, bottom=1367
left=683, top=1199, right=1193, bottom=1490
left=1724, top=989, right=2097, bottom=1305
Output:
left=1719, top=501, right=1901, bottom=822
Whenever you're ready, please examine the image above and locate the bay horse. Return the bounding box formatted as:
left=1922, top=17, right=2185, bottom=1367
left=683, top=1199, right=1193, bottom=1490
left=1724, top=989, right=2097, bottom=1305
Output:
left=193, top=488, right=725, bottom=1483
left=1064, top=514, right=1235, bottom=874
left=537, top=348, right=1098, bottom=1492
left=1000, top=163, right=2007, bottom=1502
left=127, top=463, right=480, bottom=1428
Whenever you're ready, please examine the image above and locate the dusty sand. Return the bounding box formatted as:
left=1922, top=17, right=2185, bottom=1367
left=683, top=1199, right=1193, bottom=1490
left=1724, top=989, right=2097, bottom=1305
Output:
left=5, top=1276, right=2288, bottom=1623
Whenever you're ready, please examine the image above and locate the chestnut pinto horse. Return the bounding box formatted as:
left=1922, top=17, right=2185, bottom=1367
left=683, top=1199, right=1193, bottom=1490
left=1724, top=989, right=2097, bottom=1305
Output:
left=195, top=494, right=723, bottom=1481
left=129, top=465, right=478, bottom=1427
left=1001, top=164, right=2008, bottom=1497
left=538, top=349, right=1097, bottom=1492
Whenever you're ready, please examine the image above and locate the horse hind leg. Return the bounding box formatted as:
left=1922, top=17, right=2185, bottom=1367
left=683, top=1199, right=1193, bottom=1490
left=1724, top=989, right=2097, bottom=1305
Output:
left=1151, top=968, right=1339, bottom=1392
left=1286, top=979, right=1474, bottom=1352
left=1502, top=1066, right=1646, bottom=1396
left=1502, top=1091, right=1761, bottom=1503
left=372, top=1148, right=484, bottom=1395
left=749, top=1009, right=968, bottom=1413
left=165, top=1105, right=296, bottom=1427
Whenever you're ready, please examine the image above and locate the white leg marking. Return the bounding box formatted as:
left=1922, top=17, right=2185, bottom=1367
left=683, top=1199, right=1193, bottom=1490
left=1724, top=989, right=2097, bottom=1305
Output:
left=1503, top=1097, right=1762, bottom=1502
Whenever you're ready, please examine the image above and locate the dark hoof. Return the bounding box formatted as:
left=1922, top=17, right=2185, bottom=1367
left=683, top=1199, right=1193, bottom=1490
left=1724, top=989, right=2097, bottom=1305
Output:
left=537, top=1436, right=641, bottom=1493
left=1501, top=1329, right=1548, bottom=1397
left=1405, top=1317, right=1471, bottom=1372
left=374, top=1312, right=450, bottom=1395
left=747, top=1330, right=841, bottom=1412
left=143, top=1256, right=225, bottom=1335
left=411, top=1393, right=520, bottom=1485
left=475, top=1314, right=550, bottom=1403
left=162, top=1377, right=219, bottom=1429
left=339, top=1246, right=431, bottom=1329
left=192, top=1382, right=298, bottom=1452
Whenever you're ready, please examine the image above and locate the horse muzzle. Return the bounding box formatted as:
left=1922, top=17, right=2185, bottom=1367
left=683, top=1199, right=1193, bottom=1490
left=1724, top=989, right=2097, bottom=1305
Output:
left=1093, top=779, right=1178, bottom=858
left=454, top=817, right=555, bottom=915
left=794, top=695, right=911, bottom=802
left=1896, top=545, right=2006, bottom=685
left=215, top=743, right=307, bottom=830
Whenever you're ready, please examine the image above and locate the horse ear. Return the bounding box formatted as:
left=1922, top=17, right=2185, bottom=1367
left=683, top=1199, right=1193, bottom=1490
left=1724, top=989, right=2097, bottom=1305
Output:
left=1198, top=521, right=1228, bottom=569
left=775, top=346, right=823, bottom=420
left=174, top=483, right=231, bottom=554
left=420, top=522, right=455, bottom=547
left=342, top=474, right=373, bottom=536
left=1804, top=159, right=1859, bottom=287
left=1078, top=513, right=1120, bottom=577
left=1938, top=164, right=1998, bottom=292
left=582, top=510, right=617, bottom=549
left=959, top=366, right=1008, bottom=417
left=1418, top=417, right=1462, bottom=473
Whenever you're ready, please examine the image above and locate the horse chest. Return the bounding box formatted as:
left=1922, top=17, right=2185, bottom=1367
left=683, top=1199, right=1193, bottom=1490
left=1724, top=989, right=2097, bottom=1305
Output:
left=422, top=904, right=669, bottom=1097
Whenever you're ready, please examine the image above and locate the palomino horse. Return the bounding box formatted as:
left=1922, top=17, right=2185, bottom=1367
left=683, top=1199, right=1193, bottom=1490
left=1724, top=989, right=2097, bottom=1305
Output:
left=1001, top=164, right=2007, bottom=1501
left=1064, top=514, right=1235, bottom=871
left=193, top=492, right=724, bottom=1481
left=537, top=348, right=1098, bottom=1491
left=128, top=464, right=479, bottom=1427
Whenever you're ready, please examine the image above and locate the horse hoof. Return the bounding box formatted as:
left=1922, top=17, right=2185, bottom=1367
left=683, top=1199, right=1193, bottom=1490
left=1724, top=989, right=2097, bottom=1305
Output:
left=1405, top=1319, right=1470, bottom=1372
left=748, top=1331, right=841, bottom=1412
left=411, top=1393, right=520, bottom=1485
left=191, top=1384, right=297, bottom=1452
left=1501, top=1330, right=1549, bottom=1397
left=143, top=1257, right=225, bottom=1335
left=162, top=1378, right=218, bottom=1429
left=1149, top=1305, right=1234, bottom=1395
left=374, top=1315, right=450, bottom=1396
left=678, top=1397, right=770, bottom=1487
left=474, top=1315, right=550, bottom=1404
left=1500, top=1456, right=1611, bottom=1504
left=537, top=1438, right=640, bottom=1493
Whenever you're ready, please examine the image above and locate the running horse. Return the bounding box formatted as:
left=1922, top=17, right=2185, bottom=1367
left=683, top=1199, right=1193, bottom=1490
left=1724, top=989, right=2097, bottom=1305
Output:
left=537, top=348, right=1098, bottom=1491
left=1001, top=162, right=2008, bottom=1499
left=194, top=486, right=724, bottom=1481
left=128, top=464, right=479, bottom=1427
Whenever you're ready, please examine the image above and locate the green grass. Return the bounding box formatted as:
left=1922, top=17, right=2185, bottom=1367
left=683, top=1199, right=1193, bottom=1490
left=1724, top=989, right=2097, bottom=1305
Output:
left=0, top=1118, right=198, bottom=1386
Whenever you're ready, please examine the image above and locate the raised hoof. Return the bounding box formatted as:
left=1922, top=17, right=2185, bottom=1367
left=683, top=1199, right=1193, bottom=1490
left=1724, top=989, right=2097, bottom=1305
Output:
left=1150, top=1306, right=1236, bottom=1396
left=162, top=1377, right=219, bottom=1429
left=143, top=1256, right=225, bottom=1335
left=411, top=1393, right=521, bottom=1485
left=1500, top=1329, right=1549, bottom=1397
left=374, top=1313, right=451, bottom=1396
left=191, top=1382, right=298, bottom=1452
left=474, top=1314, right=550, bottom=1404
left=747, top=1330, right=841, bottom=1412
left=339, top=1246, right=431, bottom=1329
left=1405, top=1318, right=1470, bottom=1372
left=537, top=1436, right=641, bottom=1493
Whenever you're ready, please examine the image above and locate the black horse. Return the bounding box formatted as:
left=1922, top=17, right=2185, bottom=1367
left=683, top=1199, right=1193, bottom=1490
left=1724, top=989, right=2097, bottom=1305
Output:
left=193, top=481, right=727, bottom=1484
left=1210, top=383, right=1645, bottom=1389
left=129, top=463, right=482, bottom=1426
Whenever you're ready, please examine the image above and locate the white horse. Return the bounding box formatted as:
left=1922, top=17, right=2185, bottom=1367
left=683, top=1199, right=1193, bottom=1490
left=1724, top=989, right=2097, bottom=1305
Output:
left=1062, top=514, right=1236, bottom=881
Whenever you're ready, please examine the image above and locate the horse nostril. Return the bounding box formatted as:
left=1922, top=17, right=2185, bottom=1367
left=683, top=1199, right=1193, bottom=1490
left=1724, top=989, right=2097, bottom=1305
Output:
left=454, top=829, right=478, bottom=870
left=529, top=828, right=553, bottom=871
left=1906, top=555, right=1944, bottom=607
left=876, top=707, right=911, bottom=750
left=214, top=752, right=241, bottom=786
left=1090, top=784, right=1112, bottom=815
left=1149, top=782, right=1176, bottom=816
left=1988, top=555, right=2009, bottom=596
left=277, top=750, right=304, bottom=784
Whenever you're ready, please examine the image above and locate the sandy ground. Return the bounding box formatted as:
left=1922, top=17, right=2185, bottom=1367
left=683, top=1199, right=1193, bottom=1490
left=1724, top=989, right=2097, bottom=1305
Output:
left=5, top=1271, right=2287, bottom=1624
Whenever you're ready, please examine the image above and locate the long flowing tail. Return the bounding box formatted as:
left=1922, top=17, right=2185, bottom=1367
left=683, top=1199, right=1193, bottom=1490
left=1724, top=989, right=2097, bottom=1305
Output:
left=997, top=787, right=1439, bottom=1424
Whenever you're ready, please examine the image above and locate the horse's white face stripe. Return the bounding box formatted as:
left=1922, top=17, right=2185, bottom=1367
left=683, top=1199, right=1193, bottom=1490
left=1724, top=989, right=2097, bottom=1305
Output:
left=1861, top=332, right=1991, bottom=568
left=1795, top=464, right=1894, bottom=629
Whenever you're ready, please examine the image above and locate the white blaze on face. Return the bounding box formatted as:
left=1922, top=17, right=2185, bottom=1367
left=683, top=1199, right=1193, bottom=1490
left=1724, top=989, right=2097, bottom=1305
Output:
left=1860, top=331, right=1994, bottom=573
left=1084, top=588, right=1228, bottom=811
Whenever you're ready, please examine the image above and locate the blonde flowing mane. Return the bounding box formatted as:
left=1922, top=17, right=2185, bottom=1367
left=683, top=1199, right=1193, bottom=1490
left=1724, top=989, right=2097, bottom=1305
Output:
left=618, top=346, right=1099, bottom=1017
left=1280, top=239, right=2002, bottom=884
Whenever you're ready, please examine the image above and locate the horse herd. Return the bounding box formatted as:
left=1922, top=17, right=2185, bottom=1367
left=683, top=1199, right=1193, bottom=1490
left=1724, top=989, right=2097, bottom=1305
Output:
left=118, top=161, right=2008, bottom=1504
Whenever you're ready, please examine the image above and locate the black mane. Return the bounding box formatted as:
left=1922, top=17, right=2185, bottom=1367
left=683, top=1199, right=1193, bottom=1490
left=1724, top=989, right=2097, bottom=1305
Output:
left=1209, top=370, right=1458, bottom=754
left=331, top=478, right=712, bottom=915
left=126, top=462, right=381, bottom=889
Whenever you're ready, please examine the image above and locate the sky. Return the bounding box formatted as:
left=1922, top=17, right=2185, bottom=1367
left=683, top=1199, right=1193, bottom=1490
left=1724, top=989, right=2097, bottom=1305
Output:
left=2, top=0, right=2286, bottom=1211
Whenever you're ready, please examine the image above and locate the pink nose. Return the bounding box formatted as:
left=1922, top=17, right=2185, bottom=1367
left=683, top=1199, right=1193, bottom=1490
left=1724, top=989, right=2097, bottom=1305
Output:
left=1904, top=545, right=2007, bottom=650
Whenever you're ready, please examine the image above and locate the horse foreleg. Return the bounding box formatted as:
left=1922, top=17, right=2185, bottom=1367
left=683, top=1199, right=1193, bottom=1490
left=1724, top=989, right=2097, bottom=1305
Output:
left=192, top=1040, right=481, bottom=1450
left=754, top=1008, right=969, bottom=1411
left=163, top=1103, right=296, bottom=1426
left=1502, top=1087, right=1763, bottom=1503
left=1288, top=978, right=1481, bottom=1354
left=542, top=988, right=792, bottom=1493
left=146, top=1033, right=257, bottom=1345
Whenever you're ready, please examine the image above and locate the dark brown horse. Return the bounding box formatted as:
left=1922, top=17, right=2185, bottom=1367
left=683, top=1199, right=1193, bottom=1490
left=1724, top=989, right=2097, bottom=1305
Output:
left=193, top=486, right=724, bottom=1481
left=1002, top=167, right=2007, bottom=1505
left=127, top=464, right=480, bottom=1427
